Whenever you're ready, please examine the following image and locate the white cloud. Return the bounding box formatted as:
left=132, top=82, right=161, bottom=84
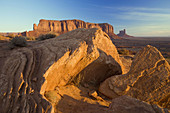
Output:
left=126, top=24, right=170, bottom=36
left=91, top=5, right=170, bottom=36
left=114, top=11, right=170, bottom=21
left=105, top=6, right=170, bottom=12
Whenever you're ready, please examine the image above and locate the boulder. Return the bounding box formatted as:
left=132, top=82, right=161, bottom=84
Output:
left=0, top=28, right=124, bottom=113
left=99, top=45, right=170, bottom=108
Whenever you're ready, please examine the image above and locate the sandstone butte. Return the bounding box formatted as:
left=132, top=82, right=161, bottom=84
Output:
left=21, top=19, right=121, bottom=39
left=99, top=45, right=170, bottom=109
left=117, top=29, right=134, bottom=38
left=0, top=28, right=169, bottom=113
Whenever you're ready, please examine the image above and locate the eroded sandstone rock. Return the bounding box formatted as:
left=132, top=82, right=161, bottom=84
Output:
left=99, top=45, right=170, bottom=108
left=0, top=28, right=124, bottom=113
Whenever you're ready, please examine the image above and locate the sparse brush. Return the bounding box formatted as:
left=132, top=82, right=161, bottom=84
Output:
left=9, top=36, right=27, bottom=49
left=37, top=33, right=57, bottom=41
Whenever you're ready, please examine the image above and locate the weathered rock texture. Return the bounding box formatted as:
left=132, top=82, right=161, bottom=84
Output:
left=45, top=86, right=168, bottom=113
left=108, top=95, right=169, bottom=113
left=22, top=19, right=121, bottom=39
left=99, top=45, right=170, bottom=109
left=0, top=28, right=124, bottom=113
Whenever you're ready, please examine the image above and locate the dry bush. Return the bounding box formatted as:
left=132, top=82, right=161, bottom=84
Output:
left=9, top=36, right=27, bottom=49
left=37, top=33, right=57, bottom=41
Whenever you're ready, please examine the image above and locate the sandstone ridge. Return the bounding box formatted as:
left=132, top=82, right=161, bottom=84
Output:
left=22, top=19, right=121, bottom=39
left=0, top=28, right=124, bottom=113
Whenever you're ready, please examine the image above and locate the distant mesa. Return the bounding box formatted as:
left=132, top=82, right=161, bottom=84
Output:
left=21, top=19, right=121, bottom=39
left=117, top=29, right=134, bottom=38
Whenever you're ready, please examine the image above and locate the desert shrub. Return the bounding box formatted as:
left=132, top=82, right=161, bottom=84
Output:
left=37, top=33, right=56, bottom=41
left=9, top=36, right=27, bottom=49
left=118, top=49, right=130, bottom=55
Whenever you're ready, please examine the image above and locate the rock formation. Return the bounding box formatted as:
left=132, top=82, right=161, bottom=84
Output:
left=117, top=29, right=133, bottom=38
left=22, top=19, right=121, bottom=39
left=99, top=45, right=170, bottom=108
left=108, top=95, right=169, bottom=113
left=0, top=28, right=124, bottom=113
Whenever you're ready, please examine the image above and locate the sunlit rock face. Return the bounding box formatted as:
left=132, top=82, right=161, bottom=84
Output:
left=99, top=45, right=170, bottom=109
left=0, top=28, right=124, bottom=113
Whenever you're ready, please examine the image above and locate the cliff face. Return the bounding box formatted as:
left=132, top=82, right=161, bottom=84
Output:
left=24, top=19, right=121, bottom=39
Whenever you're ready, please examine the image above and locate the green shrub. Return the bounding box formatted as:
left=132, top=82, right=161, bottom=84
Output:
left=37, top=33, right=56, bottom=41
left=9, top=36, right=27, bottom=49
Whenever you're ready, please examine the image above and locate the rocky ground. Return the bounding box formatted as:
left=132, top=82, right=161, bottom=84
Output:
left=0, top=28, right=169, bottom=113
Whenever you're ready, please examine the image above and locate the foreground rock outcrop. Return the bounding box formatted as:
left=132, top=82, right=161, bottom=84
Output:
left=108, top=96, right=169, bottom=113
left=0, top=28, right=124, bottom=113
left=99, top=45, right=170, bottom=109
left=22, top=19, right=121, bottom=39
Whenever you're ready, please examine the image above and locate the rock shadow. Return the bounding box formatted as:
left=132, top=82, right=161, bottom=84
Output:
left=71, top=49, right=123, bottom=87
left=55, top=94, right=108, bottom=113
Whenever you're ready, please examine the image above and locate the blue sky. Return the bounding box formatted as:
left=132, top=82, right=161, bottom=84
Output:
left=0, top=0, right=170, bottom=36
